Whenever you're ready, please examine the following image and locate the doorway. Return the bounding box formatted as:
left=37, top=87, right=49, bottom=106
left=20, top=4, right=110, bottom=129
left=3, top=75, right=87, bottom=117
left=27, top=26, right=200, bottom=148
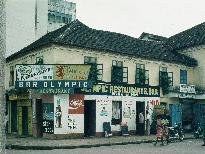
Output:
left=84, top=100, right=96, bottom=137
left=136, top=101, right=145, bottom=135
left=22, top=106, right=28, bottom=135
left=36, top=99, right=43, bottom=137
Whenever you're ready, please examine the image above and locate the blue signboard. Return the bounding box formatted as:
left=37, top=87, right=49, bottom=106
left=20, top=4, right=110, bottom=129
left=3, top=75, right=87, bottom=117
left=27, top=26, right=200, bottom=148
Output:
left=15, top=80, right=92, bottom=89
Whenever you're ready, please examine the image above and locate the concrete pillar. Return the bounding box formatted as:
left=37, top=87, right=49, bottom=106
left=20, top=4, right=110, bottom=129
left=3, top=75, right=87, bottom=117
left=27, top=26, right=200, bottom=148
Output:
left=0, top=0, right=6, bottom=153
left=32, top=98, right=38, bottom=137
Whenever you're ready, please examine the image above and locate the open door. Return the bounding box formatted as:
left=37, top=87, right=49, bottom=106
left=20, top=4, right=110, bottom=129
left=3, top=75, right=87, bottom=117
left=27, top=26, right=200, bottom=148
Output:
left=136, top=101, right=145, bottom=135
left=84, top=100, right=96, bottom=137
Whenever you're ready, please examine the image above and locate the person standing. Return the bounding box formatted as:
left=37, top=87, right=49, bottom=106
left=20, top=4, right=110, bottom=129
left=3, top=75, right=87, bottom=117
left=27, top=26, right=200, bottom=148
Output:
left=154, top=115, right=164, bottom=146
left=146, top=110, right=151, bottom=136
left=139, top=112, right=145, bottom=135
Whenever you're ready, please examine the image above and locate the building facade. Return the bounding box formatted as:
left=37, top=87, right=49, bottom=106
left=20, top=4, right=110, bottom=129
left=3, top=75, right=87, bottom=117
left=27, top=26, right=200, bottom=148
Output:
left=6, top=0, right=76, bottom=57
left=6, top=20, right=202, bottom=138
left=166, top=22, right=205, bottom=129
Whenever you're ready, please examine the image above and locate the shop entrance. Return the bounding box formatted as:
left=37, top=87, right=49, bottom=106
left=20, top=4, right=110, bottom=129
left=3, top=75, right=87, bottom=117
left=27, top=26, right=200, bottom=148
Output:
left=17, top=100, right=33, bottom=136
left=84, top=100, right=96, bottom=137
left=136, top=101, right=145, bottom=135
left=22, top=106, right=28, bottom=135
left=182, top=102, right=193, bottom=132
left=36, top=99, right=43, bottom=137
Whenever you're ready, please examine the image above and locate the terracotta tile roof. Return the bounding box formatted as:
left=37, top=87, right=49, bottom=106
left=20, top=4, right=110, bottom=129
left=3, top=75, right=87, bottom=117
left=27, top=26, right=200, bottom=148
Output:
left=6, top=20, right=197, bottom=67
left=166, top=22, right=205, bottom=51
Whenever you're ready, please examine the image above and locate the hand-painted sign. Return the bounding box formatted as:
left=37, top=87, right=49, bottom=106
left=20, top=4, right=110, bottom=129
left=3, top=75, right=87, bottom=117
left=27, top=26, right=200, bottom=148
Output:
left=76, top=84, right=160, bottom=97
left=43, top=103, right=54, bottom=134
left=16, top=65, right=53, bottom=81
left=54, top=65, right=91, bottom=80
left=68, top=95, right=84, bottom=114
left=180, top=84, right=195, bottom=94
left=37, top=88, right=74, bottom=94
left=15, top=80, right=92, bottom=89
left=16, top=64, right=91, bottom=81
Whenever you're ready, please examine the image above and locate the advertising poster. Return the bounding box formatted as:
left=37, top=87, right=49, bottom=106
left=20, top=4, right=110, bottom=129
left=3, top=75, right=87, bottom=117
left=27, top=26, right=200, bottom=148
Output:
left=96, top=98, right=112, bottom=132
left=146, top=97, right=160, bottom=124
left=68, top=95, right=84, bottom=114
left=43, top=103, right=54, bottom=134
left=54, top=65, right=91, bottom=80
left=54, top=94, right=84, bottom=134
left=122, top=98, right=136, bottom=131
left=54, top=94, right=68, bottom=134
left=67, top=114, right=84, bottom=133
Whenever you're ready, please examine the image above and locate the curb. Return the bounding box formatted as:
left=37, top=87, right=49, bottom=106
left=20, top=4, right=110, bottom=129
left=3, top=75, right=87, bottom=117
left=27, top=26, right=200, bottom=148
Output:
left=6, top=137, right=196, bottom=150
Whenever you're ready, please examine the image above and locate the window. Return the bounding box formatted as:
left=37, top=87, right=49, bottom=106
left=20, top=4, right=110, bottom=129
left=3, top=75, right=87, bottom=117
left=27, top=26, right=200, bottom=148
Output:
left=84, top=56, right=97, bottom=64
left=135, top=64, right=149, bottom=85
left=160, top=67, right=167, bottom=72
left=48, top=13, right=55, bottom=22
left=180, top=70, right=187, bottom=84
left=9, top=66, right=14, bottom=86
left=84, top=56, right=103, bottom=82
left=36, top=56, right=44, bottom=64
left=112, top=101, right=122, bottom=125
left=111, top=60, right=128, bottom=84
left=112, top=60, right=123, bottom=67
left=56, top=16, right=62, bottom=23
left=159, top=67, right=173, bottom=86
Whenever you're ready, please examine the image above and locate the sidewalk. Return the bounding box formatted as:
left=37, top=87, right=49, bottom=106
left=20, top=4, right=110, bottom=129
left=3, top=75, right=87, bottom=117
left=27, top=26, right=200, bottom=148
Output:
left=6, top=134, right=195, bottom=150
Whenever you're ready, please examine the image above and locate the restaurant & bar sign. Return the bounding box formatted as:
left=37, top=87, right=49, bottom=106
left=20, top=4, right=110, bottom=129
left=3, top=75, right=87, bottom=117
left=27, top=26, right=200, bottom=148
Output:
left=75, top=83, right=160, bottom=97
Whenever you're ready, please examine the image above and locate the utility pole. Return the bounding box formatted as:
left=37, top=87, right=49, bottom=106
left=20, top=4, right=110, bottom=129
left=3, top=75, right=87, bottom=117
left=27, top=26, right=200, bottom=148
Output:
left=0, top=0, right=6, bottom=153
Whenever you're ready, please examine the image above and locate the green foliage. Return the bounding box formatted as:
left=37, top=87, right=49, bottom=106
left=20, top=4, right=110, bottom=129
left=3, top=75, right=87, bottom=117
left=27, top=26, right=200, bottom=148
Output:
left=150, top=112, right=157, bottom=134
left=160, top=72, right=172, bottom=95
left=88, top=64, right=98, bottom=83
left=112, top=66, right=123, bottom=84
left=138, top=69, right=146, bottom=85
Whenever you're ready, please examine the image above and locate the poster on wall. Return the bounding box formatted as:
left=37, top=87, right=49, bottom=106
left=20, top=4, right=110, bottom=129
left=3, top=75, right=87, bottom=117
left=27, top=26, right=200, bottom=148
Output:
left=54, top=95, right=68, bottom=134
left=68, top=95, right=84, bottom=114
left=54, top=65, right=91, bottom=80
left=145, top=97, right=160, bottom=124
left=122, top=99, right=136, bottom=131
left=43, top=103, right=54, bottom=134
left=96, top=98, right=112, bottom=132
left=67, top=114, right=84, bottom=133
left=54, top=95, right=84, bottom=134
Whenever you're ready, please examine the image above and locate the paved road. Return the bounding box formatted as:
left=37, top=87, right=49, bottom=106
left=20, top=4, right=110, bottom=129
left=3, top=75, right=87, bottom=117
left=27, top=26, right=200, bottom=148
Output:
left=6, top=139, right=205, bottom=154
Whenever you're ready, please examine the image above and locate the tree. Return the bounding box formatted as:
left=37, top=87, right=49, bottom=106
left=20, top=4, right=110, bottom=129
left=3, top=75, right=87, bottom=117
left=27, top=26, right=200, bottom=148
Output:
left=88, top=64, right=98, bottom=83
left=0, top=0, right=6, bottom=153
left=160, top=72, right=172, bottom=95
left=138, top=68, right=146, bottom=85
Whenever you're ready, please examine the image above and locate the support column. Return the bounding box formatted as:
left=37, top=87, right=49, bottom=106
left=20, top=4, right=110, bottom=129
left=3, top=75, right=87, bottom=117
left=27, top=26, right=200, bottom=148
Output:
left=0, top=0, right=6, bottom=153
left=32, top=98, right=38, bottom=137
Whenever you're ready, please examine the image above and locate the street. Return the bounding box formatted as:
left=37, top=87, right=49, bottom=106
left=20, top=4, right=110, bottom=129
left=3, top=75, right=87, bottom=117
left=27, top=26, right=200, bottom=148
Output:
left=6, top=139, right=205, bottom=154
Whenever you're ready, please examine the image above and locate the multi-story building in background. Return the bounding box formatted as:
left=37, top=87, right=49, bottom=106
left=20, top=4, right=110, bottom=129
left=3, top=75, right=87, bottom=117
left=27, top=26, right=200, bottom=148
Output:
left=6, top=0, right=76, bottom=57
